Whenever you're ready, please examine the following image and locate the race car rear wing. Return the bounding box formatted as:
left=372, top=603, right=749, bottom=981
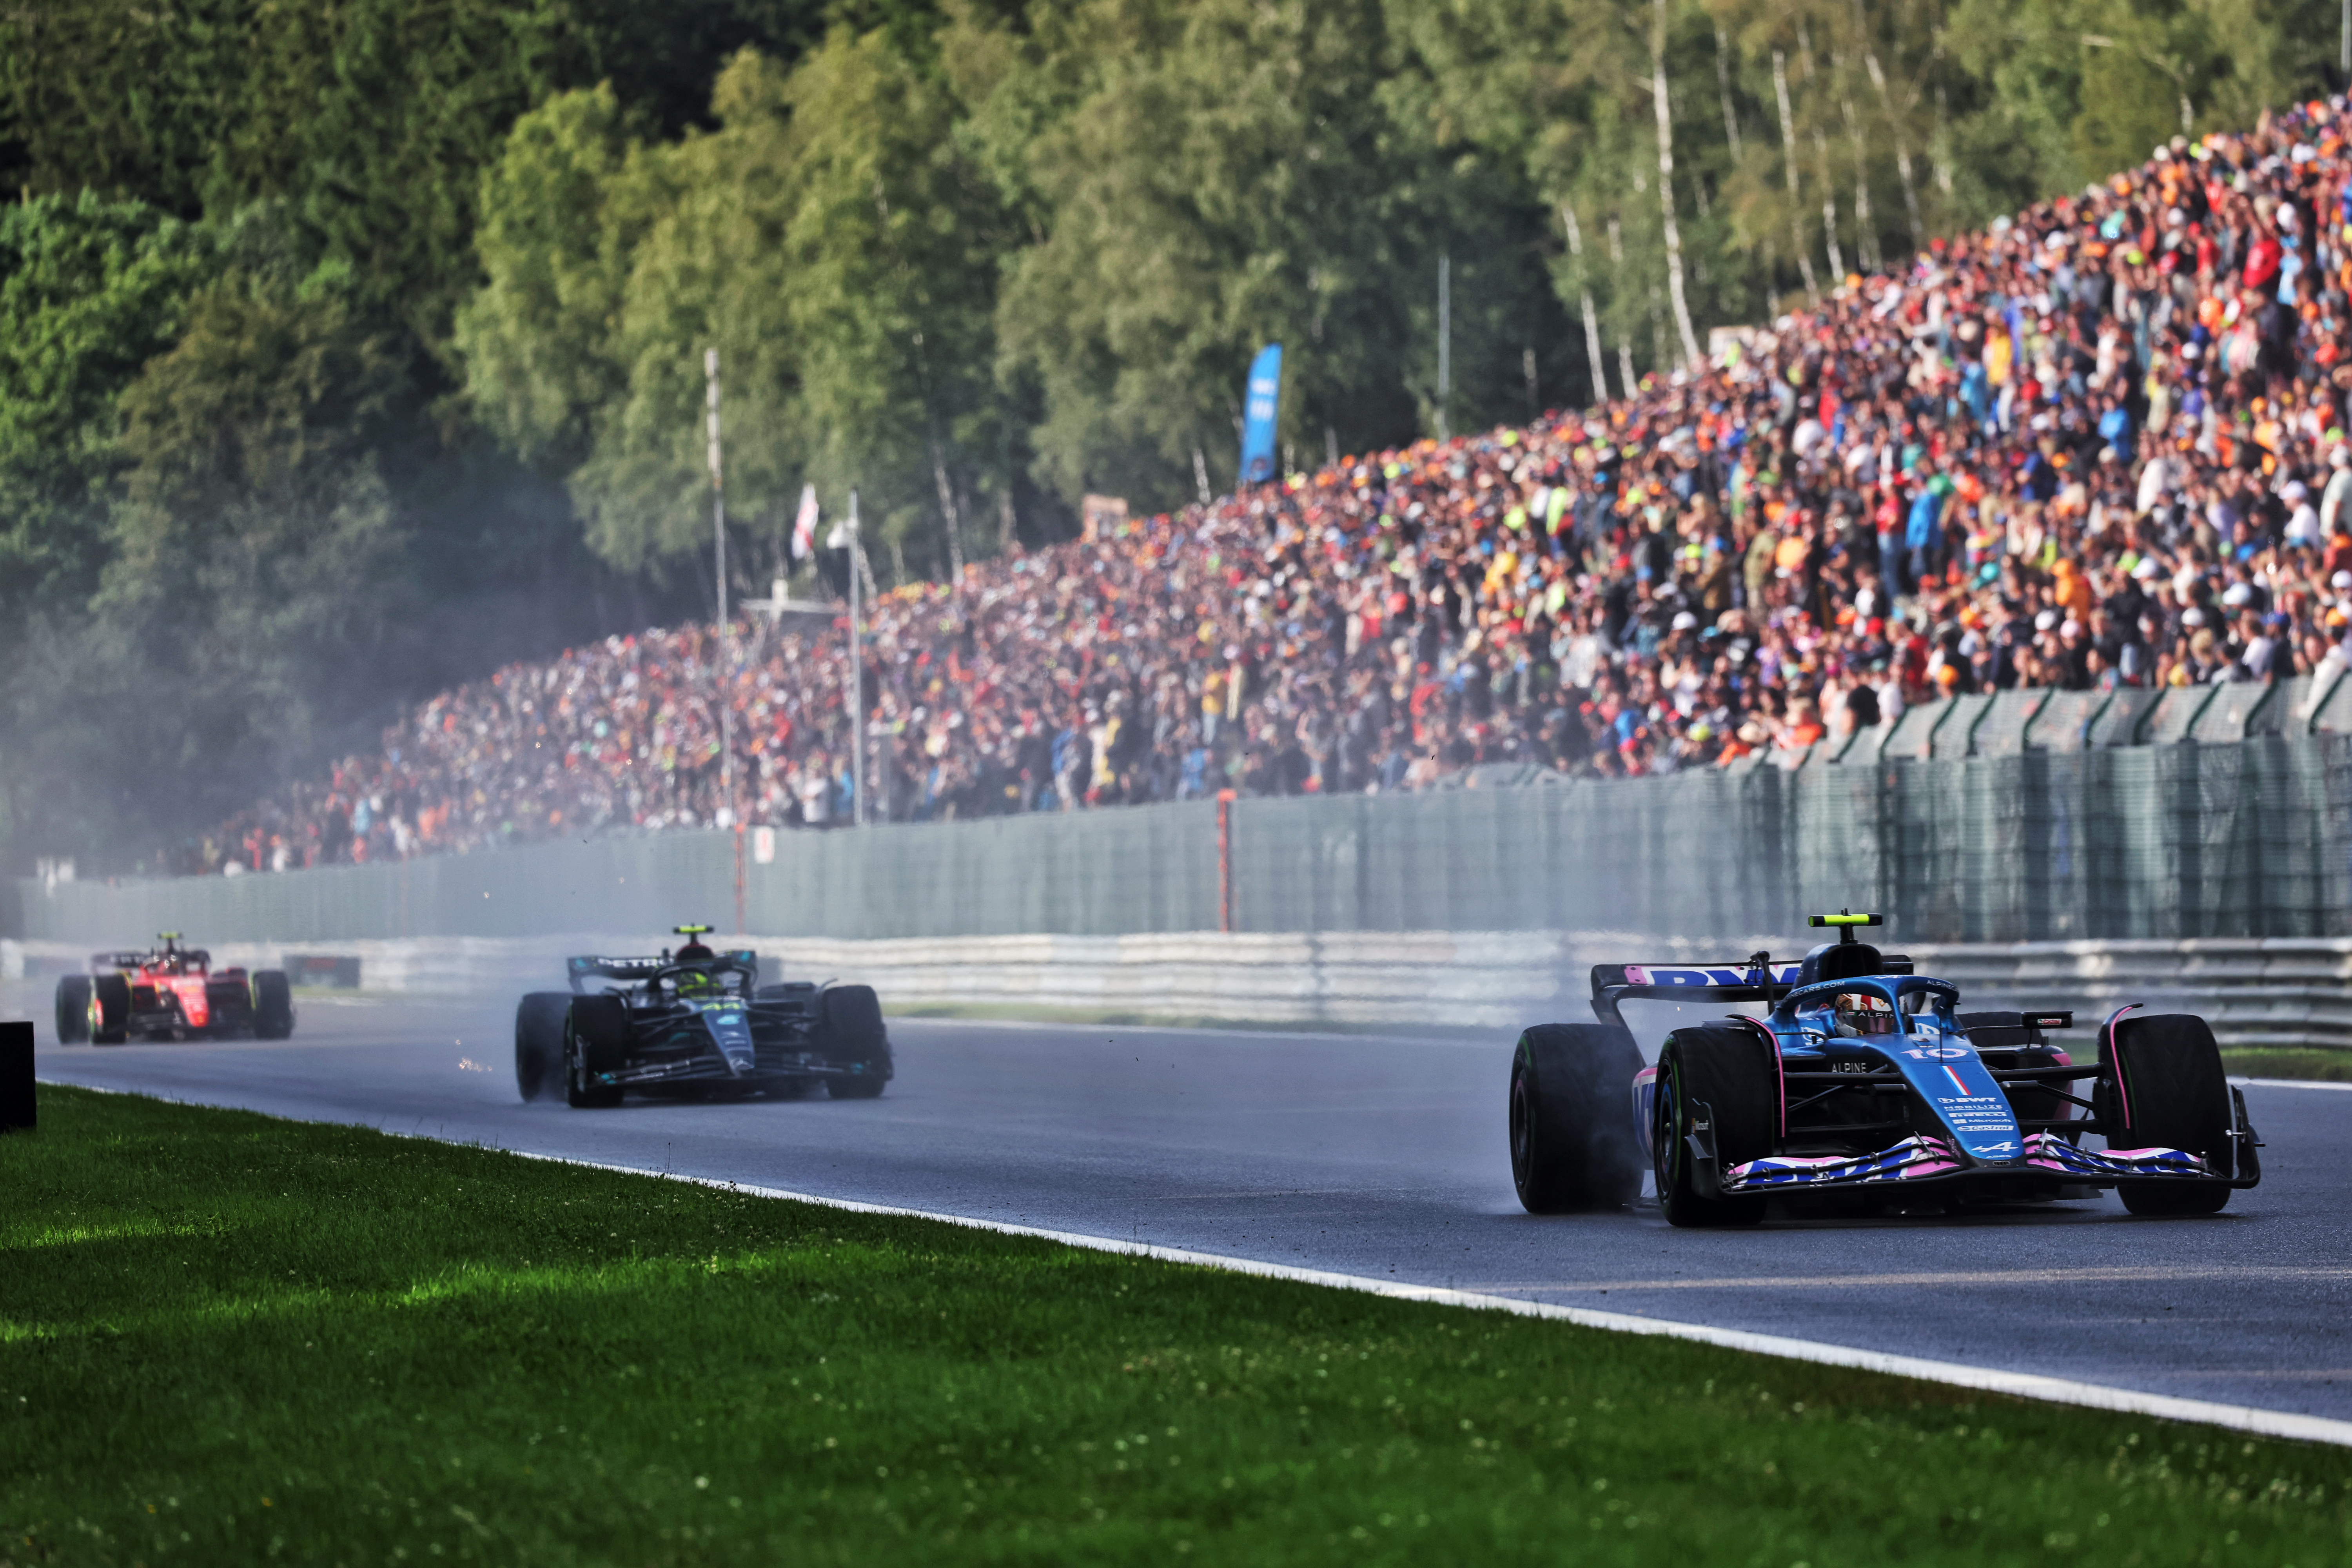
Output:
left=568, top=951, right=760, bottom=992
left=1587, top=955, right=1915, bottom=1029
left=89, top=949, right=212, bottom=972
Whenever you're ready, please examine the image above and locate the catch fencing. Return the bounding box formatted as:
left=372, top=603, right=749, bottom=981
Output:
left=14, top=709, right=2352, bottom=949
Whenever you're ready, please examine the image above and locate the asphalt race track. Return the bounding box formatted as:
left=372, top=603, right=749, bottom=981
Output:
left=18, top=987, right=2352, bottom=1423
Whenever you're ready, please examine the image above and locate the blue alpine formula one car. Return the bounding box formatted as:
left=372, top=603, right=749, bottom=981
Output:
left=514, top=925, right=892, bottom=1108
left=1509, top=913, right=2261, bottom=1226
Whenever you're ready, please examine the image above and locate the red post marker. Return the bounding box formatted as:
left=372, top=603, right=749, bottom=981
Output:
left=732, top=823, right=748, bottom=938
left=1216, top=790, right=1238, bottom=933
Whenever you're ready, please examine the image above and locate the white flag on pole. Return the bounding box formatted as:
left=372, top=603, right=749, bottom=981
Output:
left=791, top=483, right=819, bottom=561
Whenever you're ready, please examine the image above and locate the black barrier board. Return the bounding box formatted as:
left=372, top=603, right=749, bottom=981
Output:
left=0, top=1021, right=31, bottom=1132
left=287, top=955, right=363, bottom=989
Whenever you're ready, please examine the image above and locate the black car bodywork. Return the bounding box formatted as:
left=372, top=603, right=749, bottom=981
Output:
left=514, top=941, right=893, bottom=1107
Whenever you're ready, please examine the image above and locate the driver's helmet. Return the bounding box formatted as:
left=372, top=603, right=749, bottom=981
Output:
left=1833, top=992, right=1898, bottom=1037
left=673, top=965, right=717, bottom=997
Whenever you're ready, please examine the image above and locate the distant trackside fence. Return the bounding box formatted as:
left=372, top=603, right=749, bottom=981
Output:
left=13, top=700, right=2352, bottom=949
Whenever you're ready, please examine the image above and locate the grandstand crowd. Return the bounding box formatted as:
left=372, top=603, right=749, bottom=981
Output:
left=202, top=99, right=2352, bottom=872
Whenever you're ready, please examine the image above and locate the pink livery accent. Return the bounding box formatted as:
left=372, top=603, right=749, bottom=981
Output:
left=2021, top=1132, right=2207, bottom=1180
left=1724, top=1135, right=1962, bottom=1191
left=2102, top=1004, right=2143, bottom=1129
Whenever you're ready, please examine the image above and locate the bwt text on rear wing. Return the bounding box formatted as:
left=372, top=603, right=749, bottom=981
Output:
left=1587, top=957, right=1915, bottom=1029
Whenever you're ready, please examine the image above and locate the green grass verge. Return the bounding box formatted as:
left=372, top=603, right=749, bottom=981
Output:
left=5, top=1089, right=2349, bottom=1566
left=2222, top=1048, right=2352, bottom=1082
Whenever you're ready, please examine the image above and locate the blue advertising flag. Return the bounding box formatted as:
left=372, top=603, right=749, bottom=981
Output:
left=1238, top=343, right=1282, bottom=485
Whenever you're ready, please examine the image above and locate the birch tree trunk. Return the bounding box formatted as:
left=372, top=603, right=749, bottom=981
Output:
left=1714, top=26, right=1743, bottom=162
left=1561, top=203, right=1613, bottom=404
left=1815, top=126, right=1846, bottom=281
left=1862, top=47, right=1926, bottom=248
left=1650, top=0, right=1702, bottom=370
left=1835, top=58, right=1879, bottom=271
left=1607, top=216, right=1637, bottom=394
left=1797, top=24, right=1844, bottom=282
left=929, top=440, right=965, bottom=578
left=1772, top=50, right=1822, bottom=303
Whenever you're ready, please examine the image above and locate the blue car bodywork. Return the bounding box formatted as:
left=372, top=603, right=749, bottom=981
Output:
left=1589, top=942, right=2262, bottom=1206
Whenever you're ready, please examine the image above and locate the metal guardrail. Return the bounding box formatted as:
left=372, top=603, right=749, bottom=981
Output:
left=10, top=931, right=2346, bottom=1049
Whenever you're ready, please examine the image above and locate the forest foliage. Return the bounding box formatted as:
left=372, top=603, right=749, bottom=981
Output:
left=0, top=0, right=2340, bottom=868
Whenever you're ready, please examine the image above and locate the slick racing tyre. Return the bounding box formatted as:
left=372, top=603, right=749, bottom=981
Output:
left=1653, top=1025, right=1776, bottom=1228
left=564, top=994, right=628, bottom=1108
left=89, top=973, right=131, bottom=1045
left=514, top=992, right=570, bottom=1102
left=2101, top=1012, right=2234, bottom=1216
left=54, top=975, right=91, bottom=1044
left=250, top=970, right=295, bottom=1040
left=816, top=984, right=892, bottom=1099
left=1508, top=1023, right=1644, bottom=1212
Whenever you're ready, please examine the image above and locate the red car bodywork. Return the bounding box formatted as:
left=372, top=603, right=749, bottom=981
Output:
left=97, top=941, right=257, bottom=1038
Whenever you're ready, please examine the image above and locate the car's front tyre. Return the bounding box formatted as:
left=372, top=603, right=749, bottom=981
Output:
left=54, top=975, right=91, bottom=1044
left=250, top=971, right=295, bottom=1040
left=1654, top=1026, right=1776, bottom=1228
left=564, top=995, right=628, bottom=1109
left=816, top=984, right=891, bottom=1099
left=514, top=992, right=570, bottom=1102
left=2102, top=1013, right=2235, bottom=1216
left=89, top=973, right=131, bottom=1045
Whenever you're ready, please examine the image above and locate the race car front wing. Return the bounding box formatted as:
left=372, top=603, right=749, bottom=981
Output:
left=1687, top=1086, right=2263, bottom=1199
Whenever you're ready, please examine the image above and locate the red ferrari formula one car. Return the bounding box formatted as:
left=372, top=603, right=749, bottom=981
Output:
left=54, top=934, right=294, bottom=1044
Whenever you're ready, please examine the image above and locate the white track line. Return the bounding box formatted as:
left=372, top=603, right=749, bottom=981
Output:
left=2231, top=1076, right=2352, bottom=1092
left=517, top=1149, right=2352, bottom=1450
left=43, top=1078, right=2352, bottom=1448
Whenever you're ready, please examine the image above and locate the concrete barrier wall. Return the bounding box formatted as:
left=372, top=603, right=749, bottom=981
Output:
left=9, top=931, right=2345, bottom=1050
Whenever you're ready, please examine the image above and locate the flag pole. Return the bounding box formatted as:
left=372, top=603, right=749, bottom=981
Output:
left=849, top=487, right=864, bottom=828
left=705, top=348, right=732, bottom=823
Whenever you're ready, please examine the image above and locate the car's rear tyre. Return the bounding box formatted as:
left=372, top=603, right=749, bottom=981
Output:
left=250, top=971, right=295, bottom=1040
left=514, top=992, right=570, bottom=1102
left=1654, top=1025, right=1777, bottom=1228
left=564, top=994, right=628, bottom=1108
left=89, top=973, right=131, bottom=1045
left=817, top=984, right=891, bottom=1099
left=54, top=975, right=91, bottom=1044
left=1509, top=1023, right=1644, bottom=1212
left=2102, top=1012, right=2234, bottom=1216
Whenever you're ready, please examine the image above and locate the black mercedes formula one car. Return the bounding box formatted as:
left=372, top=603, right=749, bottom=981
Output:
left=514, top=926, right=893, bottom=1107
left=1509, top=912, right=2260, bottom=1225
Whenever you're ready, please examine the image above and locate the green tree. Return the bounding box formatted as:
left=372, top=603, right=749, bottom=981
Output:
left=0, top=194, right=213, bottom=625
left=0, top=0, right=832, bottom=357
left=974, top=0, right=1543, bottom=508
left=462, top=39, right=1015, bottom=584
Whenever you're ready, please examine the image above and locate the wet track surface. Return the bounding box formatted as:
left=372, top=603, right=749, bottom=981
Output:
left=19, top=988, right=2352, bottom=1421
